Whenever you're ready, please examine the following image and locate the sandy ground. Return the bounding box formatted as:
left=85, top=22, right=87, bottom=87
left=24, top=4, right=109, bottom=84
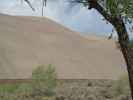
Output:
left=0, top=13, right=127, bottom=79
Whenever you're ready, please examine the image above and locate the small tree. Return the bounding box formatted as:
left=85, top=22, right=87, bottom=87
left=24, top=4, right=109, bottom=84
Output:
left=32, top=64, right=57, bottom=96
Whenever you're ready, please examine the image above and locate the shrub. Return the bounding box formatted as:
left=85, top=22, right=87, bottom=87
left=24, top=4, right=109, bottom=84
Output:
left=31, top=64, right=57, bottom=96
left=110, top=74, right=131, bottom=97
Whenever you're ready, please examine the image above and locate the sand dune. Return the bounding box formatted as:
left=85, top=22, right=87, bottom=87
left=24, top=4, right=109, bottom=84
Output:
left=0, top=14, right=127, bottom=79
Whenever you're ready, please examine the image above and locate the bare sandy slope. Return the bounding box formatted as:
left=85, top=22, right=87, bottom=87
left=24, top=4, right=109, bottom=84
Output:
left=0, top=14, right=127, bottom=79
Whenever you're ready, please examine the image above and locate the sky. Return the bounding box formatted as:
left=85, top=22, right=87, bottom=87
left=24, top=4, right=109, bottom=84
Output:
left=0, top=0, right=132, bottom=38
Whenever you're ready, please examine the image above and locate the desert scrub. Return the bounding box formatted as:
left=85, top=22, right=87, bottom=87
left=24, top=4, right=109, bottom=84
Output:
left=0, top=64, right=57, bottom=100
left=31, top=64, right=57, bottom=96
left=109, top=74, right=131, bottom=98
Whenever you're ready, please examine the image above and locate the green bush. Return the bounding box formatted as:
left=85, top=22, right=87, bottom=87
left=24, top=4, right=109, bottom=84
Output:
left=31, top=64, right=57, bottom=96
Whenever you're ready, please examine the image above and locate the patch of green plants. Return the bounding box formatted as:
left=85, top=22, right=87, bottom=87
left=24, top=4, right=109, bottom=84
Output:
left=0, top=64, right=57, bottom=100
left=0, top=83, right=19, bottom=93
left=32, top=64, right=57, bottom=96
left=16, top=83, right=33, bottom=93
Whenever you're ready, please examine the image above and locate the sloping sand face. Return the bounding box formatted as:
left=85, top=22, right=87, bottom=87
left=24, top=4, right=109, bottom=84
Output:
left=0, top=14, right=127, bottom=79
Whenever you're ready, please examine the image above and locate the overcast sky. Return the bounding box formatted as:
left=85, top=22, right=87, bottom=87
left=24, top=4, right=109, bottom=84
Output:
left=0, top=0, right=132, bottom=38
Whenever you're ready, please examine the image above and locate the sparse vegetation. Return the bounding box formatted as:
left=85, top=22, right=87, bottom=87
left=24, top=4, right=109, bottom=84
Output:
left=55, top=75, right=131, bottom=100
left=0, top=68, right=131, bottom=100
left=109, top=74, right=131, bottom=99
left=0, top=64, right=57, bottom=100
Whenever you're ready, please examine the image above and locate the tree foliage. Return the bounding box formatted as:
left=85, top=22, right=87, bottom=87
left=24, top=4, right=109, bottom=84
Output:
left=72, top=0, right=133, bottom=30
left=23, top=0, right=133, bottom=32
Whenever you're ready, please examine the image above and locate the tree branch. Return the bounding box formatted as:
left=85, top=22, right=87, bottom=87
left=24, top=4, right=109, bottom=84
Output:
left=71, top=0, right=113, bottom=23
left=24, top=0, right=35, bottom=11
left=71, top=0, right=88, bottom=4
left=42, top=0, right=47, bottom=16
left=88, top=0, right=114, bottom=24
